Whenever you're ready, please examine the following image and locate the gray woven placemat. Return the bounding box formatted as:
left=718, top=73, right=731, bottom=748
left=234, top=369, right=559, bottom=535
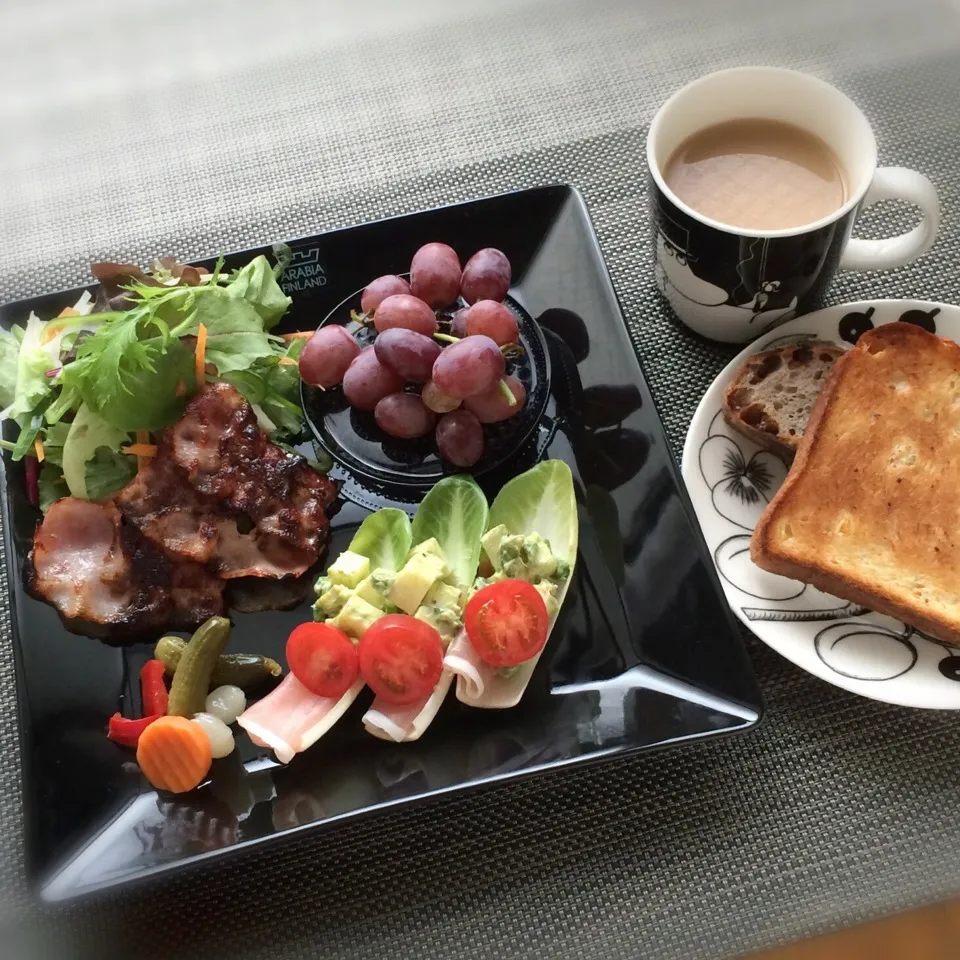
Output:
left=3, top=1, right=960, bottom=958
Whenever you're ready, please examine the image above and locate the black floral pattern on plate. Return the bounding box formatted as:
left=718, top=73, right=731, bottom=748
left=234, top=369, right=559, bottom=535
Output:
left=838, top=304, right=940, bottom=344
left=698, top=412, right=788, bottom=531
left=938, top=655, right=960, bottom=681
left=814, top=621, right=918, bottom=682
left=720, top=445, right=775, bottom=505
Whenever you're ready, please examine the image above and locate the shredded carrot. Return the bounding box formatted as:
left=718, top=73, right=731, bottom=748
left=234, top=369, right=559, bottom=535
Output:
left=136, top=716, right=212, bottom=794
left=135, top=432, right=151, bottom=472
left=122, top=444, right=158, bottom=457
left=175, top=380, right=188, bottom=397
left=33, top=437, right=45, bottom=463
left=276, top=356, right=298, bottom=366
left=194, top=322, right=208, bottom=389
left=280, top=331, right=313, bottom=342
left=40, top=307, right=82, bottom=344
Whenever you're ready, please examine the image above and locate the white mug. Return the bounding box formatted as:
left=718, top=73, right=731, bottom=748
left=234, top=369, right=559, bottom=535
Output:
left=647, top=67, right=940, bottom=343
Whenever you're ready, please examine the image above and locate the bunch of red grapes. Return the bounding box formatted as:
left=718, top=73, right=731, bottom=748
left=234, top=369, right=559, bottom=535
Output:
left=299, top=243, right=527, bottom=468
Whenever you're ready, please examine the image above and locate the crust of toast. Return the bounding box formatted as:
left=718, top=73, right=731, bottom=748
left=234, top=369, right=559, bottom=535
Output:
left=751, top=322, right=960, bottom=646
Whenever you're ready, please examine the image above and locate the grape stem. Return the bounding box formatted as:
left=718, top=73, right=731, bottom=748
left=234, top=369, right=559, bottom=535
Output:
left=433, top=333, right=460, bottom=344
left=498, top=378, right=517, bottom=406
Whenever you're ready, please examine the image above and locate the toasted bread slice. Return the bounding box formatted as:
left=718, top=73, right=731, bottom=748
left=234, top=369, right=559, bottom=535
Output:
left=723, top=340, right=844, bottom=461
left=751, top=322, right=960, bottom=646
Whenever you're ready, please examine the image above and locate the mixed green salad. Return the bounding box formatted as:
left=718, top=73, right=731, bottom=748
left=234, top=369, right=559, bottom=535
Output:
left=0, top=250, right=305, bottom=509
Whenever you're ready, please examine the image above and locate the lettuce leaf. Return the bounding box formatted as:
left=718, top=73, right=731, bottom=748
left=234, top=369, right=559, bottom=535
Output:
left=62, top=403, right=131, bottom=500
left=225, top=255, right=292, bottom=329
left=66, top=307, right=171, bottom=410
left=191, top=289, right=275, bottom=375
left=411, top=475, right=489, bottom=586
left=221, top=370, right=267, bottom=404
left=452, top=462, right=579, bottom=707
left=12, top=411, right=46, bottom=460
left=259, top=339, right=306, bottom=437
left=223, top=337, right=305, bottom=440
left=84, top=446, right=137, bottom=501
left=38, top=464, right=67, bottom=513
left=36, top=421, right=73, bottom=513
left=66, top=335, right=193, bottom=432
left=486, top=461, right=579, bottom=564
left=45, top=382, right=83, bottom=426
left=36, top=421, right=133, bottom=510
left=271, top=242, right=293, bottom=278
left=0, top=333, right=18, bottom=410
left=348, top=508, right=412, bottom=572
left=2, top=313, right=58, bottom=425
left=111, top=279, right=277, bottom=378
left=41, top=421, right=70, bottom=467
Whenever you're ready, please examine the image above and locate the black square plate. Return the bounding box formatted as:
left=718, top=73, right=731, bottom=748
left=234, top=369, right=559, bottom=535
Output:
left=1, top=185, right=762, bottom=902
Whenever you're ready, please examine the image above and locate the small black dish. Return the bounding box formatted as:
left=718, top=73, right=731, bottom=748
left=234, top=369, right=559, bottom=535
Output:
left=301, top=288, right=551, bottom=492
left=0, top=185, right=762, bottom=902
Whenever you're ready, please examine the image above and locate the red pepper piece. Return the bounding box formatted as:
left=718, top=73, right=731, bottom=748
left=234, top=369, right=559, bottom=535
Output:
left=107, top=712, right=162, bottom=748
left=140, top=659, right=169, bottom=716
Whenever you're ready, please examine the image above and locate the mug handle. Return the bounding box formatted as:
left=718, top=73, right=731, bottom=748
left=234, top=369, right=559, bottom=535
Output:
left=839, top=166, right=940, bottom=272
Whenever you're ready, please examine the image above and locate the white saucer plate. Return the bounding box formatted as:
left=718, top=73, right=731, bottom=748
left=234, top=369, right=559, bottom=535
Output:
left=681, top=300, right=960, bottom=709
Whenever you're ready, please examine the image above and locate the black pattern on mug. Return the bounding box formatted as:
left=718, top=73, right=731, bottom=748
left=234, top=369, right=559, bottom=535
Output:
left=652, top=185, right=852, bottom=340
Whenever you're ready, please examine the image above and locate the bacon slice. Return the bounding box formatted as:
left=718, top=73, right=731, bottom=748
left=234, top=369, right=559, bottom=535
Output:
left=116, top=448, right=220, bottom=563
left=27, top=498, right=224, bottom=638
left=170, top=383, right=337, bottom=559
left=32, top=385, right=337, bottom=636
left=237, top=673, right=364, bottom=763
left=119, top=469, right=320, bottom=580
left=213, top=519, right=318, bottom=580
left=168, top=557, right=227, bottom=628
left=28, top=499, right=152, bottom=626
left=118, top=385, right=336, bottom=580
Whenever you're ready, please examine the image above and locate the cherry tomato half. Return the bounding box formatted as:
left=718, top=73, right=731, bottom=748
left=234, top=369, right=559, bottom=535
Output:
left=357, top=615, right=444, bottom=706
left=464, top=579, right=549, bottom=668
left=286, top=622, right=359, bottom=700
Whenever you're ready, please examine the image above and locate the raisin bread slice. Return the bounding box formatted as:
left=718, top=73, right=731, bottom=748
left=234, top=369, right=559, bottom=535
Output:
left=723, top=340, right=844, bottom=461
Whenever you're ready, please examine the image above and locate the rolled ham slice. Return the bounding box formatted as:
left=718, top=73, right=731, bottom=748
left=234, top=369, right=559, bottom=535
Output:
left=237, top=673, right=365, bottom=763
left=443, top=630, right=541, bottom=709
left=362, top=670, right=455, bottom=742
left=443, top=555, right=577, bottom=708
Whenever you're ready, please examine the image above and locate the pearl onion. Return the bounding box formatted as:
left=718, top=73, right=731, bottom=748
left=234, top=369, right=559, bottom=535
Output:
left=205, top=685, right=246, bottom=725
left=192, top=713, right=235, bottom=759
